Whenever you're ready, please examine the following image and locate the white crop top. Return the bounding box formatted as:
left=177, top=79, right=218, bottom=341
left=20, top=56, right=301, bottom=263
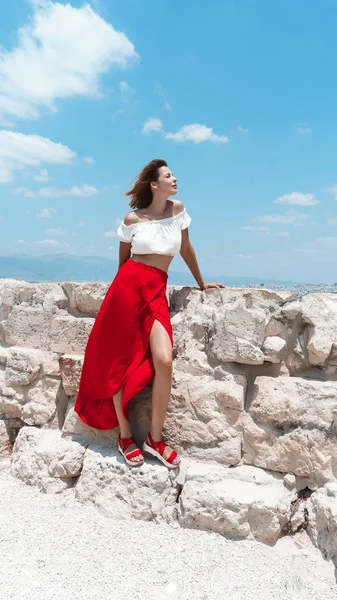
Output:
left=117, top=209, right=191, bottom=256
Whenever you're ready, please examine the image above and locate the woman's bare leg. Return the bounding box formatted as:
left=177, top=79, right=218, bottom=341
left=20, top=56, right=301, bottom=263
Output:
left=148, top=320, right=180, bottom=465
left=113, top=388, right=143, bottom=464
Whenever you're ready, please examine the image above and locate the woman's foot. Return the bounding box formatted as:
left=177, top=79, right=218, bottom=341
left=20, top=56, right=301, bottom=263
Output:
left=143, top=432, right=181, bottom=469
left=118, top=435, right=144, bottom=467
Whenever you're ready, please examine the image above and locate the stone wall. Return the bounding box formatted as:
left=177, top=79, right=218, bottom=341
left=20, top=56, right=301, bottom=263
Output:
left=1, top=279, right=337, bottom=560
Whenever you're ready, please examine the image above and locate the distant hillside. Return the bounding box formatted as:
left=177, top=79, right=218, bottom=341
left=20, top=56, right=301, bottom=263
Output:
left=0, top=254, right=300, bottom=286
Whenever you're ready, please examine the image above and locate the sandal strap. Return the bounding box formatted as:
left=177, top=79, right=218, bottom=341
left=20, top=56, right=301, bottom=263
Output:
left=147, top=433, right=178, bottom=464
left=119, top=435, right=135, bottom=452
left=125, top=448, right=143, bottom=460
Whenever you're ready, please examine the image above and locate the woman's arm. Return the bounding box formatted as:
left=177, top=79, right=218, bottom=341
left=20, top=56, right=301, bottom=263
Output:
left=180, top=229, right=225, bottom=290
left=118, top=242, right=131, bottom=269
left=180, top=229, right=205, bottom=289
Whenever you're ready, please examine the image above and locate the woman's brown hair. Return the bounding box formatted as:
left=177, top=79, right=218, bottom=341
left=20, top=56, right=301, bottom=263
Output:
left=124, top=159, right=167, bottom=209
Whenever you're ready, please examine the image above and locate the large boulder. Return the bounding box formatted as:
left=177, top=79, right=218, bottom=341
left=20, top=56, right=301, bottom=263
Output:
left=178, top=462, right=297, bottom=543
left=11, top=427, right=86, bottom=493
left=75, top=445, right=179, bottom=523
left=244, top=376, right=337, bottom=483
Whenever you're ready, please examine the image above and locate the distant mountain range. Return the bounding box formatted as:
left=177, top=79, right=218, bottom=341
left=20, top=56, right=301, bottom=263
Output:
left=0, top=254, right=300, bottom=286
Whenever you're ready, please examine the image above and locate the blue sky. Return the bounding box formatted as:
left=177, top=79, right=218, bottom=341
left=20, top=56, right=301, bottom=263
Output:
left=1, top=0, right=337, bottom=282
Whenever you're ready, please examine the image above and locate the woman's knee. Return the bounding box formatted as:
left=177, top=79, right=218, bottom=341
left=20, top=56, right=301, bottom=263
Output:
left=154, top=353, right=172, bottom=373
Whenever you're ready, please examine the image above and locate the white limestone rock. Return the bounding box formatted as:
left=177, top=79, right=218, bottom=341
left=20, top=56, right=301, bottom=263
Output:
left=262, top=336, right=287, bottom=363
left=3, top=306, right=54, bottom=349
left=130, top=371, right=246, bottom=465
left=171, top=286, right=296, bottom=367
left=59, top=354, right=83, bottom=396
left=62, top=282, right=109, bottom=315
left=308, top=484, right=337, bottom=562
left=62, top=402, right=119, bottom=445
left=301, top=294, right=337, bottom=366
left=11, top=426, right=86, bottom=493
left=75, top=445, right=179, bottom=523
left=0, top=419, right=12, bottom=456
left=243, top=376, right=337, bottom=483
left=50, top=315, right=94, bottom=354
left=5, top=347, right=58, bottom=386
left=178, top=462, right=295, bottom=543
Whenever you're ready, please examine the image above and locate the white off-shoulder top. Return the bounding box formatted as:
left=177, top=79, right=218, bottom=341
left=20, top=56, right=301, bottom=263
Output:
left=117, top=209, right=191, bottom=256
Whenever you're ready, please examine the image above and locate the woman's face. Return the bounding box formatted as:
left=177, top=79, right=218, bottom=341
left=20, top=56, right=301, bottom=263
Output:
left=152, top=166, right=177, bottom=196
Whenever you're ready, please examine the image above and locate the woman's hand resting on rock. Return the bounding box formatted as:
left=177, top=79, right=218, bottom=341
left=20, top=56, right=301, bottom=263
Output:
left=200, top=282, right=226, bottom=290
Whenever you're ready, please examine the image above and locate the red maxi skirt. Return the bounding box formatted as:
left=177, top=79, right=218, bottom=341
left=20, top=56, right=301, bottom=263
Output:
left=74, top=258, right=173, bottom=430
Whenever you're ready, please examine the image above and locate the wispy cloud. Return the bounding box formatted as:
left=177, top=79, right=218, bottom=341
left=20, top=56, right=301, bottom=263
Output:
left=16, top=184, right=98, bottom=199
left=240, top=225, right=271, bottom=232
left=165, top=124, right=228, bottom=144
left=46, top=227, right=66, bottom=236
left=118, top=81, right=136, bottom=105
left=327, top=218, right=337, bottom=225
left=255, top=211, right=309, bottom=225
left=0, top=1, right=138, bottom=122
left=0, top=130, right=75, bottom=183
left=274, top=192, right=319, bottom=206
left=34, top=239, right=69, bottom=247
left=142, top=117, right=163, bottom=135
left=83, top=157, right=95, bottom=165
left=155, top=84, right=172, bottom=111
left=324, top=184, right=337, bottom=200
left=236, top=125, right=248, bottom=133
left=38, top=185, right=98, bottom=198
left=316, top=237, right=337, bottom=245
left=296, top=122, right=312, bottom=134
left=34, top=168, right=50, bottom=182
left=36, top=208, right=56, bottom=219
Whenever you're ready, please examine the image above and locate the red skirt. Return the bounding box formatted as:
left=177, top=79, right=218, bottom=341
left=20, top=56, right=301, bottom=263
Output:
left=74, top=259, right=173, bottom=430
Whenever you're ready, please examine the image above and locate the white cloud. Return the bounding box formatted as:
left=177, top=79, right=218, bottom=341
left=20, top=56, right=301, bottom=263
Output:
left=37, top=207, right=56, bottom=218
left=154, top=84, right=172, bottom=111
left=38, top=184, right=98, bottom=197
left=83, top=157, right=95, bottom=164
left=324, top=184, right=337, bottom=200
left=236, top=125, right=248, bottom=133
left=118, top=81, right=136, bottom=104
left=15, top=183, right=97, bottom=198
left=13, top=239, right=25, bottom=244
left=0, top=130, right=74, bottom=183
left=104, top=230, right=117, bottom=238
left=34, top=239, right=69, bottom=247
left=235, top=254, right=253, bottom=259
left=78, top=221, right=86, bottom=226
left=296, top=122, right=311, bottom=134
left=14, top=187, right=37, bottom=199
left=274, top=192, right=319, bottom=206
left=34, top=168, right=50, bottom=182
left=46, top=227, right=66, bottom=236
left=240, top=225, right=271, bottom=232
left=328, top=218, right=337, bottom=225
left=165, top=124, right=228, bottom=144
left=256, top=211, right=309, bottom=224
left=274, top=231, right=289, bottom=237
left=316, top=237, right=337, bottom=245
left=0, top=1, right=138, bottom=122
left=142, top=117, right=163, bottom=135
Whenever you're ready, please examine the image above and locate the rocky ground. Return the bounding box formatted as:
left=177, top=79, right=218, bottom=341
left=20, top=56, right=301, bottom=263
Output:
left=0, top=459, right=336, bottom=600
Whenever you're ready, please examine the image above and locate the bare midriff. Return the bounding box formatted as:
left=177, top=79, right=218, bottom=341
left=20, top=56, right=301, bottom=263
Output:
left=131, top=253, right=174, bottom=273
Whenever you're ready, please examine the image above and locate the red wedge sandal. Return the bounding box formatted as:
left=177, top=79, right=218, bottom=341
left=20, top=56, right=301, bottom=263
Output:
left=118, top=435, right=144, bottom=467
left=143, top=432, right=180, bottom=469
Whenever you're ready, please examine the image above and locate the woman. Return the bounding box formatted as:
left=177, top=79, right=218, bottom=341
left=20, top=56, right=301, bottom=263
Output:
left=74, top=159, right=225, bottom=469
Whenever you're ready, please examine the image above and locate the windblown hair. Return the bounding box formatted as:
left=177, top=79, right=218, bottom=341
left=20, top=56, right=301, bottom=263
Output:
left=124, top=159, right=167, bottom=209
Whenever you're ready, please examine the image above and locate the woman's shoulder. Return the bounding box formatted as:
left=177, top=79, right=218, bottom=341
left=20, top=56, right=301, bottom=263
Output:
left=171, top=199, right=185, bottom=215
left=123, top=210, right=141, bottom=226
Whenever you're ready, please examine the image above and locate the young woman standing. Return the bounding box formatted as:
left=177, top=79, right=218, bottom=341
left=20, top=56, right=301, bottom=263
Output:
left=74, top=159, right=225, bottom=469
